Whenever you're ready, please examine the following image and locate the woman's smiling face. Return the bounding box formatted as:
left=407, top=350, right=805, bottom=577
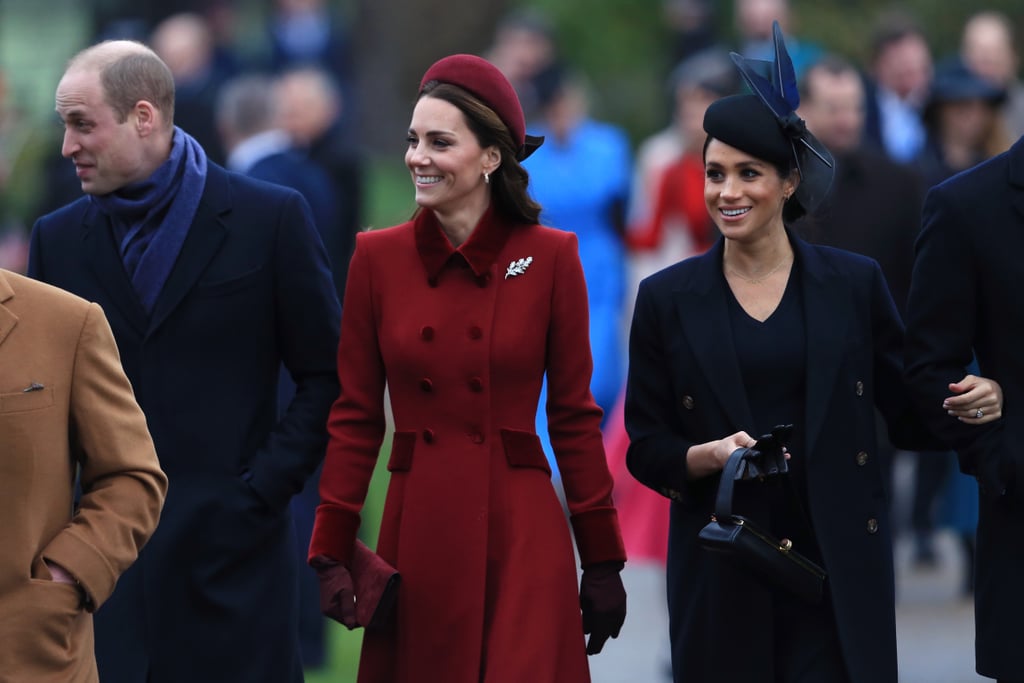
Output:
left=405, top=95, right=498, bottom=214
left=703, top=138, right=796, bottom=241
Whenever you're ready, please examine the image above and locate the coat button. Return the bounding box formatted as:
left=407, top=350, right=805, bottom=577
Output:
left=866, top=518, right=879, bottom=534
left=468, top=377, right=483, bottom=392
left=856, top=451, right=868, bottom=466
left=682, top=395, right=695, bottom=410
left=855, top=380, right=864, bottom=396
left=467, top=430, right=484, bottom=444
left=420, top=326, right=434, bottom=341
left=422, top=429, right=435, bottom=444
left=468, top=326, right=483, bottom=340
left=420, top=378, right=433, bottom=392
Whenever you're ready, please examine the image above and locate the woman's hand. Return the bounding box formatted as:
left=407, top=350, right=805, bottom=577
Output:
left=686, top=431, right=758, bottom=479
left=943, top=374, right=1004, bottom=424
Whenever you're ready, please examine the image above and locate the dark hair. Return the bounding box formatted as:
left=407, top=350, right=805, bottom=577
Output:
left=870, top=11, right=926, bottom=64
left=798, top=54, right=860, bottom=102
left=702, top=134, right=806, bottom=224
left=100, top=50, right=176, bottom=128
left=418, top=81, right=542, bottom=225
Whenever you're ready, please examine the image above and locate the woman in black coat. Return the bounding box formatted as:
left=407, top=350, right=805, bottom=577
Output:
left=625, top=25, right=1003, bottom=683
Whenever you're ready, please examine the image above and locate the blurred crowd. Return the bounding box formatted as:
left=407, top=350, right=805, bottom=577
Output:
left=1, top=0, right=1021, bottom=674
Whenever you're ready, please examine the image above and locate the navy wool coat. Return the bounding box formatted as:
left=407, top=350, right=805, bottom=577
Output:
left=904, top=136, right=1024, bottom=680
left=626, top=235, right=937, bottom=683
left=28, top=163, right=341, bottom=682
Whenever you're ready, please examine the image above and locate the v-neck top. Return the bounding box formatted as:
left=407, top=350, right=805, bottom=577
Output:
left=726, top=264, right=819, bottom=558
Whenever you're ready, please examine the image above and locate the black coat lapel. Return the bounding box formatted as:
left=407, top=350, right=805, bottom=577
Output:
left=148, top=167, right=230, bottom=333
left=83, top=203, right=148, bottom=335
left=797, top=238, right=850, bottom=459
left=675, top=241, right=757, bottom=431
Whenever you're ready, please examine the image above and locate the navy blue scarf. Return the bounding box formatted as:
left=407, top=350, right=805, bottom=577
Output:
left=92, top=127, right=208, bottom=314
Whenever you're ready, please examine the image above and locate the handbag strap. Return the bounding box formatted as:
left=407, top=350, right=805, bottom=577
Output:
left=713, top=447, right=750, bottom=519
left=714, top=446, right=818, bottom=547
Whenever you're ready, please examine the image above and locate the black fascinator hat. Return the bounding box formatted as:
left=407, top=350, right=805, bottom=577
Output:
left=704, top=21, right=834, bottom=214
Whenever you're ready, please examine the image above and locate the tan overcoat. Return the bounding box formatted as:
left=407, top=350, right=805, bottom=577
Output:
left=0, top=269, right=166, bottom=683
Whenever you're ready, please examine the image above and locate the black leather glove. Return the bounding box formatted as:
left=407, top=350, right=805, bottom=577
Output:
left=310, top=555, right=357, bottom=629
left=579, top=561, right=627, bottom=655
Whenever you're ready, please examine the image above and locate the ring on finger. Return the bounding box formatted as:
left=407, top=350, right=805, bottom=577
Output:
left=975, top=408, right=984, bottom=419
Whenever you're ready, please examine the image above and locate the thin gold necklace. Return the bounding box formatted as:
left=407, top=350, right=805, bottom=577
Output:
left=726, top=256, right=791, bottom=284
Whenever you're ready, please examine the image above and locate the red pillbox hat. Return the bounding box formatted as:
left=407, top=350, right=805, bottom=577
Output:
left=419, top=53, right=528, bottom=154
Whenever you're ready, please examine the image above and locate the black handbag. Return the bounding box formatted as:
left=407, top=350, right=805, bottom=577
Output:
left=697, top=427, right=826, bottom=604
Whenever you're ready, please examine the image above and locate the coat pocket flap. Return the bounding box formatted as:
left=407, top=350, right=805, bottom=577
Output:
left=387, top=431, right=416, bottom=472
left=500, top=429, right=552, bottom=476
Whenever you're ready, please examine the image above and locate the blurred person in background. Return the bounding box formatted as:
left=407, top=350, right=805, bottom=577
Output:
left=796, top=54, right=924, bottom=326
left=961, top=10, right=1024, bottom=143
left=622, top=46, right=737, bottom=266
left=916, top=55, right=1011, bottom=190
left=266, top=0, right=357, bottom=139
left=524, top=62, right=632, bottom=473
left=662, top=0, right=718, bottom=67
left=276, top=66, right=364, bottom=301
left=217, top=73, right=337, bottom=251
left=150, top=13, right=233, bottom=165
left=485, top=9, right=559, bottom=123
left=863, top=11, right=933, bottom=164
left=628, top=48, right=737, bottom=266
left=309, top=53, right=627, bottom=682
left=733, top=0, right=822, bottom=79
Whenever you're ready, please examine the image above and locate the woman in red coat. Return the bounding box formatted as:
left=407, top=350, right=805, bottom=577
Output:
left=309, top=54, right=627, bottom=682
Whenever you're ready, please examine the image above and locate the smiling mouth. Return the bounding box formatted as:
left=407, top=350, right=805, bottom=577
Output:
left=721, top=207, right=750, bottom=217
left=415, top=175, right=443, bottom=185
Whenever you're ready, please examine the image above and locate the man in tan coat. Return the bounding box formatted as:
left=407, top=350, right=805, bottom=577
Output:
left=0, top=268, right=166, bottom=682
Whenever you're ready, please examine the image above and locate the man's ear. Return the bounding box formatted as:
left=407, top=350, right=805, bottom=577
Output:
left=133, top=100, right=159, bottom=136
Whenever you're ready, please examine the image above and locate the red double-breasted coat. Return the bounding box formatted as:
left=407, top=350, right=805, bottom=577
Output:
left=311, top=207, right=626, bottom=682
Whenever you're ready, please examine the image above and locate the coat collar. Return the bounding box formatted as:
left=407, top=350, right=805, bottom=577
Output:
left=674, top=232, right=850, bottom=457
left=82, top=164, right=232, bottom=336
left=0, top=269, right=16, bottom=348
left=414, top=205, right=515, bottom=282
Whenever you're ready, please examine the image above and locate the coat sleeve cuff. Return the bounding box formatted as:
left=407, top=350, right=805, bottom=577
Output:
left=571, top=507, right=627, bottom=568
left=42, top=530, right=116, bottom=611
left=308, top=505, right=361, bottom=567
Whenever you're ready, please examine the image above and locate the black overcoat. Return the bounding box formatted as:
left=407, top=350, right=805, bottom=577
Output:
left=904, top=137, right=1024, bottom=680
left=626, top=235, right=935, bottom=683
left=28, top=163, right=341, bottom=682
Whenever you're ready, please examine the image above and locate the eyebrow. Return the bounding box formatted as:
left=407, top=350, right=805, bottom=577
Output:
left=408, top=128, right=456, bottom=137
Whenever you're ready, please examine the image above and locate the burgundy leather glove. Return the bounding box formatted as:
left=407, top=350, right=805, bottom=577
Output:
left=310, top=555, right=357, bottom=629
left=579, top=561, right=627, bottom=655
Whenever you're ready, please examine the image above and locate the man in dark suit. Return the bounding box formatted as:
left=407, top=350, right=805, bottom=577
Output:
left=275, top=66, right=364, bottom=301
left=795, top=54, right=925, bottom=317
left=29, top=39, right=340, bottom=682
left=904, top=135, right=1024, bottom=683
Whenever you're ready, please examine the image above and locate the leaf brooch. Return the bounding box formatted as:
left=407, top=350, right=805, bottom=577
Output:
left=505, top=256, right=533, bottom=279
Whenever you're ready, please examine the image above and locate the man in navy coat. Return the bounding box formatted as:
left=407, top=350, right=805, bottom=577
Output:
left=905, top=135, right=1024, bottom=682
left=29, top=40, right=341, bottom=682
